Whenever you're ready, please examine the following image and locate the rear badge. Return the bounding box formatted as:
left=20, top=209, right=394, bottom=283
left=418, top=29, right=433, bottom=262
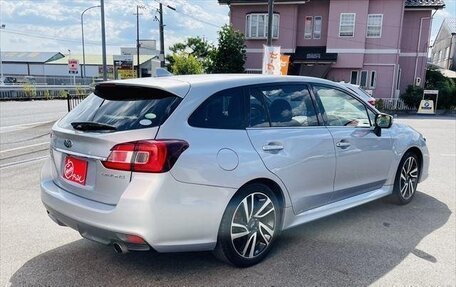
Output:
left=64, top=139, right=73, bottom=148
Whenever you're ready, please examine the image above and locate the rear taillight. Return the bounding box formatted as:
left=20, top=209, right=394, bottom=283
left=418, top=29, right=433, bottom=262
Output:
left=102, top=140, right=189, bottom=173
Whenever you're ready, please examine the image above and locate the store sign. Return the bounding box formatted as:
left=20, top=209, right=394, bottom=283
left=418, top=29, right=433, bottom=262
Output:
left=68, top=59, right=79, bottom=74
left=417, top=100, right=435, bottom=114
left=113, top=55, right=135, bottom=79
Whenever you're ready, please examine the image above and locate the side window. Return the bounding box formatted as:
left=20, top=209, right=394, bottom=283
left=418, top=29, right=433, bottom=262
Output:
left=248, top=84, right=319, bottom=127
left=367, top=108, right=376, bottom=126
left=188, top=88, right=247, bottom=129
left=314, top=86, right=371, bottom=127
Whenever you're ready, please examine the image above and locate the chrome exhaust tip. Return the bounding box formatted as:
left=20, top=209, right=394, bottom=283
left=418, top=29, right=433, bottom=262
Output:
left=113, top=242, right=129, bottom=254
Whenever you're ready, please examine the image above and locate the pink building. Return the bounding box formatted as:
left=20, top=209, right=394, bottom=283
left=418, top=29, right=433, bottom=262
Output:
left=219, top=0, right=445, bottom=98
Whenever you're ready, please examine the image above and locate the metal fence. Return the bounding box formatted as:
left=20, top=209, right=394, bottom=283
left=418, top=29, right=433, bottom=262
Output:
left=0, top=85, right=92, bottom=102
left=376, top=98, right=416, bottom=112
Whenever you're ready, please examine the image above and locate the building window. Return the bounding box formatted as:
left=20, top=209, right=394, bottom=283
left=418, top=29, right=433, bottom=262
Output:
left=350, top=71, right=359, bottom=84
left=246, top=13, right=279, bottom=39
left=313, top=16, right=322, bottom=39
left=445, top=47, right=450, bottom=59
left=360, top=70, right=368, bottom=88
left=304, top=16, right=313, bottom=39
left=367, top=14, right=383, bottom=38
left=339, top=13, right=355, bottom=37
left=369, top=71, right=376, bottom=88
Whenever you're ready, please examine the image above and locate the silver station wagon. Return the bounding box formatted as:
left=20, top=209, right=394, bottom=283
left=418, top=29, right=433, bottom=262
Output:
left=41, top=74, right=429, bottom=267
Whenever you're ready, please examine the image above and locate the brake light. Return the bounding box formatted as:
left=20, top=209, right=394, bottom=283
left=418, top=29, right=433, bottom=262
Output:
left=102, top=140, right=189, bottom=173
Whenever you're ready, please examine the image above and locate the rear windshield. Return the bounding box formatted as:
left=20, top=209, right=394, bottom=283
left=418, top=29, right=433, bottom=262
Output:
left=59, top=85, right=181, bottom=132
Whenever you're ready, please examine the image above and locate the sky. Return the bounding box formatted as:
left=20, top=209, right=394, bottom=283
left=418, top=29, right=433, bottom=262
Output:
left=0, top=0, right=230, bottom=55
left=0, top=0, right=455, bottom=56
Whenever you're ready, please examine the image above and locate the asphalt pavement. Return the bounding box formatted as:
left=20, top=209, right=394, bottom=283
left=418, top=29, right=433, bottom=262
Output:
left=0, top=101, right=454, bottom=287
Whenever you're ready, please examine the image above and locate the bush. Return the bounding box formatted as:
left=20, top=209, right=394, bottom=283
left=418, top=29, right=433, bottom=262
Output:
left=170, top=54, right=204, bottom=75
left=400, top=85, right=423, bottom=109
left=425, top=69, right=456, bottom=110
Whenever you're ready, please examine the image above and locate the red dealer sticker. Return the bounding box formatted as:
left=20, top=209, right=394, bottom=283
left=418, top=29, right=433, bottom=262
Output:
left=63, top=156, right=88, bottom=186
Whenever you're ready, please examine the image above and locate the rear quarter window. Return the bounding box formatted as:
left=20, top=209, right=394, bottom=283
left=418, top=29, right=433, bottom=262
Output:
left=59, top=85, right=181, bottom=132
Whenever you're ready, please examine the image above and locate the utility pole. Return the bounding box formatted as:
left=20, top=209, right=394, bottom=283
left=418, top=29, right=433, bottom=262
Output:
left=136, top=5, right=141, bottom=77
left=157, top=3, right=175, bottom=68
left=100, top=0, right=108, bottom=80
left=159, top=3, right=165, bottom=68
left=267, top=0, right=274, bottom=46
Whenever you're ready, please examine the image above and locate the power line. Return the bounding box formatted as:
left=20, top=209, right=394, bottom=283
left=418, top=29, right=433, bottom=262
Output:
left=2, top=28, right=129, bottom=47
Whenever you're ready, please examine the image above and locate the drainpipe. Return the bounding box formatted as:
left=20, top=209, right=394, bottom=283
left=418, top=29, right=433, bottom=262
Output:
left=414, top=13, right=435, bottom=87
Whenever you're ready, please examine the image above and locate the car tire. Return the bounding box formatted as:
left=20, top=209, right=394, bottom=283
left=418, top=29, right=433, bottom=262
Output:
left=391, top=151, right=420, bottom=205
left=214, top=183, right=281, bottom=267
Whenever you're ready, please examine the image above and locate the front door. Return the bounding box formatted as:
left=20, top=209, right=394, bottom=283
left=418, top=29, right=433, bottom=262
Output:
left=246, top=83, right=336, bottom=214
left=313, top=85, right=394, bottom=202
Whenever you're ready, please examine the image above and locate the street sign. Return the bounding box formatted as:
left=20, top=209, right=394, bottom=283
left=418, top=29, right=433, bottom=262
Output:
left=68, top=59, right=79, bottom=74
left=417, top=89, right=439, bottom=114
left=113, top=55, right=134, bottom=79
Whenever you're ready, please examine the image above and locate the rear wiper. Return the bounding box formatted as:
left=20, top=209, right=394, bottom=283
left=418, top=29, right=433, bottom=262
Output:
left=71, top=121, right=117, bottom=131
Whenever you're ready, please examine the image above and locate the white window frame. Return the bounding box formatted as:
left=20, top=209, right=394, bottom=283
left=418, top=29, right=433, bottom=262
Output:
left=369, top=71, right=377, bottom=88
left=304, top=16, right=313, bottom=39
left=366, top=14, right=383, bottom=38
left=360, top=70, right=368, bottom=88
left=339, top=13, right=355, bottom=37
left=350, top=70, right=359, bottom=85
left=313, top=16, right=322, bottom=39
left=245, top=13, right=280, bottom=39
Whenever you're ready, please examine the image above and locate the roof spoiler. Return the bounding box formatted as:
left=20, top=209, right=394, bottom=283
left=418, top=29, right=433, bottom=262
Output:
left=156, top=68, right=174, bottom=77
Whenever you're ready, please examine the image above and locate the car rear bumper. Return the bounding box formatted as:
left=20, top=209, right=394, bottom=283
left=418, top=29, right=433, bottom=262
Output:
left=41, top=159, right=236, bottom=252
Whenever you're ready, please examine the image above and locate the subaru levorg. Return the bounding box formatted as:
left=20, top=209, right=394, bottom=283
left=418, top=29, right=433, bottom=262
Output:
left=41, top=74, right=429, bottom=267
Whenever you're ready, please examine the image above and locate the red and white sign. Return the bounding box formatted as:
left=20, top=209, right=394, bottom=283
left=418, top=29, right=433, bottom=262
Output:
left=63, top=156, right=87, bottom=185
left=68, top=59, right=79, bottom=74
left=262, top=45, right=281, bottom=75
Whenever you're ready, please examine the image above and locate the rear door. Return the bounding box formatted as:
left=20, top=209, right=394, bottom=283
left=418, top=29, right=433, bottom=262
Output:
left=313, top=85, right=394, bottom=202
left=49, top=85, right=183, bottom=205
left=246, top=83, right=336, bottom=214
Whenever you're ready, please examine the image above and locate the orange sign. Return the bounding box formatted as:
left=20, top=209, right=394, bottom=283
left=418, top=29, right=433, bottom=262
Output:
left=280, top=55, right=290, bottom=75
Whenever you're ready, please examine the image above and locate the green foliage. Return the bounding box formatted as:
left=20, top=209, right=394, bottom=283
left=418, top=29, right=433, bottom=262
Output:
left=425, top=68, right=456, bottom=110
left=374, top=98, right=384, bottom=111
left=400, top=85, right=423, bottom=109
left=167, top=37, right=215, bottom=73
left=211, top=25, right=246, bottom=73
left=171, top=53, right=204, bottom=75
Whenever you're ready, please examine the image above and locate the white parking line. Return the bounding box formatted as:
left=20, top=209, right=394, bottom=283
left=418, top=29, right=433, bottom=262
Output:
left=440, top=153, right=456, bottom=157
left=0, top=120, right=56, bottom=133
left=0, top=156, right=48, bottom=169
left=0, top=142, right=49, bottom=154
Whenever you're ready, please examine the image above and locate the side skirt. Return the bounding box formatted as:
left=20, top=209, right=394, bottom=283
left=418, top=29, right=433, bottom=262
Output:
left=282, top=185, right=393, bottom=230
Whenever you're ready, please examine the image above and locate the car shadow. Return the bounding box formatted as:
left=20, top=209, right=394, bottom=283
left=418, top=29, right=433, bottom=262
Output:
left=9, top=191, right=451, bottom=287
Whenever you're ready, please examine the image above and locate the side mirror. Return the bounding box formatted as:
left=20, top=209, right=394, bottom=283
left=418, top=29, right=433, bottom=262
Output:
left=373, top=113, right=393, bottom=136
left=375, top=113, right=393, bottom=128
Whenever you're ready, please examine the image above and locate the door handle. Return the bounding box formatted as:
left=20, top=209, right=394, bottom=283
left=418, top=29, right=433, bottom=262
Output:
left=336, top=141, right=351, bottom=148
left=262, top=144, right=284, bottom=152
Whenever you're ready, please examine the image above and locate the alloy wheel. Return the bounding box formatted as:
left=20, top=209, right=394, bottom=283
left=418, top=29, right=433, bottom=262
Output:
left=400, top=156, right=419, bottom=200
left=230, top=192, right=276, bottom=259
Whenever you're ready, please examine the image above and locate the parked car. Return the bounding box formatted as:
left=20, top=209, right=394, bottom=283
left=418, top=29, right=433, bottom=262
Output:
left=0, top=76, right=17, bottom=85
left=339, top=82, right=376, bottom=106
left=41, top=75, right=429, bottom=267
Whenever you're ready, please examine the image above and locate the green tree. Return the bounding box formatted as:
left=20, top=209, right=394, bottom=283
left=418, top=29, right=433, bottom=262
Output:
left=167, top=37, right=214, bottom=73
left=425, top=68, right=456, bottom=109
left=400, top=85, right=423, bottom=109
left=211, top=25, right=246, bottom=73
left=170, top=53, right=204, bottom=75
